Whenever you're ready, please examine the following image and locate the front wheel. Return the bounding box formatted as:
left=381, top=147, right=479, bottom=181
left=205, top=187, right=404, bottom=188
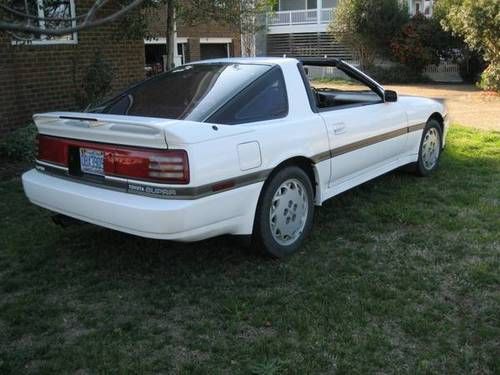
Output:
left=253, top=166, right=315, bottom=258
left=414, top=119, right=443, bottom=176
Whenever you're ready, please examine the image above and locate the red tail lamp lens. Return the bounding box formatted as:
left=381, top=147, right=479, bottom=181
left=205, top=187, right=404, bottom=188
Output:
left=36, top=135, right=189, bottom=184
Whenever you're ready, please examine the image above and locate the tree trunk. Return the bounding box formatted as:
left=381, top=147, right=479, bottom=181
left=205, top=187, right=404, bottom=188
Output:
left=166, top=0, right=175, bottom=70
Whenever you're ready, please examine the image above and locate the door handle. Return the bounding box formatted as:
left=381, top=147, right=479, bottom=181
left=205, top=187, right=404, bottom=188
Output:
left=333, top=123, right=346, bottom=135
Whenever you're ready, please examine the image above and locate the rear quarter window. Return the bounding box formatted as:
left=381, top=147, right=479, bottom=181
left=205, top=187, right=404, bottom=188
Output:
left=208, top=67, right=288, bottom=125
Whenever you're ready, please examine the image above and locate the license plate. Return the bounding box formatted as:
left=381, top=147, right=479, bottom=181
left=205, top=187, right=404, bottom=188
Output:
left=80, top=148, right=104, bottom=176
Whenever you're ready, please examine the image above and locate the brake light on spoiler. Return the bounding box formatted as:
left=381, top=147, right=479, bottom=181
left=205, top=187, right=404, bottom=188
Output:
left=37, top=135, right=190, bottom=184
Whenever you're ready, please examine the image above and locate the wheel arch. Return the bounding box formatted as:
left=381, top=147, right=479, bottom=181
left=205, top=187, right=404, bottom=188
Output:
left=428, top=112, right=445, bottom=147
left=263, top=156, right=319, bottom=203
left=429, top=112, right=444, bottom=132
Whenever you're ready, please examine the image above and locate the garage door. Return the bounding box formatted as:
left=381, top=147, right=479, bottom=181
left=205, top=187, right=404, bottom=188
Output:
left=200, top=44, right=229, bottom=60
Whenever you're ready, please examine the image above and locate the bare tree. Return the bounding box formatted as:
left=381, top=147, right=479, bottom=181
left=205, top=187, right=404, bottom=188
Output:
left=239, top=0, right=274, bottom=57
left=0, top=0, right=146, bottom=41
left=165, top=0, right=175, bottom=69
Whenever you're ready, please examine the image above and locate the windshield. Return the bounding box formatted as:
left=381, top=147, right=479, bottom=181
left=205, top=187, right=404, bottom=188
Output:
left=97, top=63, right=273, bottom=121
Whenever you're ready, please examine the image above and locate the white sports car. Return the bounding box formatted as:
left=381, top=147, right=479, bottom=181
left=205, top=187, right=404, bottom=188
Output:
left=22, top=57, right=448, bottom=257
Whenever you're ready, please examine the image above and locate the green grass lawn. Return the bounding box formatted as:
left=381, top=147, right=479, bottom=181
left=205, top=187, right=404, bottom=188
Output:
left=0, top=125, right=499, bottom=374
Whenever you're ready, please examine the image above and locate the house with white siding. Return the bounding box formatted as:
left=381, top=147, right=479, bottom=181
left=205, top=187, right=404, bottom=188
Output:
left=263, top=0, right=434, bottom=58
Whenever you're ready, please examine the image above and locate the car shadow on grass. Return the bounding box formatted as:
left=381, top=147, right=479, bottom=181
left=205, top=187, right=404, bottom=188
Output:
left=43, top=125, right=500, bottom=281
left=42, top=167, right=429, bottom=286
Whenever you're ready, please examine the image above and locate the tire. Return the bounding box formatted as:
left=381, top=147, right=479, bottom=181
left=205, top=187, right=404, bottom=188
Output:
left=414, top=119, right=443, bottom=177
left=253, top=166, right=315, bottom=258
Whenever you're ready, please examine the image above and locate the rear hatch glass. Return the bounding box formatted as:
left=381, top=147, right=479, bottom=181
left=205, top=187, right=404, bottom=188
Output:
left=96, top=63, right=272, bottom=122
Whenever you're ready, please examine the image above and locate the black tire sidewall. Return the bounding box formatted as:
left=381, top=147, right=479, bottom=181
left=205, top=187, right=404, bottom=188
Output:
left=417, top=120, right=443, bottom=176
left=254, top=166, right=315, bottom=258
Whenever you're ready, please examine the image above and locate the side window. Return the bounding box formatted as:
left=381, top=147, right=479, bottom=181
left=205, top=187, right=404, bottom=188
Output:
left=303, top=64, right=382, bottom=110
left=208, top=67, right=288, bottom=125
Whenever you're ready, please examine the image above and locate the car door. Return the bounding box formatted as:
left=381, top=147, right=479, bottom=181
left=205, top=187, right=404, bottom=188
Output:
left=320, top=101, right=408, bottom=187
left=303, top=60, right=408, bottom=188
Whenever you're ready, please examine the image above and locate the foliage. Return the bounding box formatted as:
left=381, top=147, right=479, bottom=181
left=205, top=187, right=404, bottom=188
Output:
left=118, top=2, right=154, bottom=40
left=313, top=77, right=356, bottom=86
left=178, top=0, right=276, bottom=34
left=180, top=0, right=277, bottom=57
left=0, top=122, right=37, bottom=161
left=440, top=0, right=500, bottom=91
left=458, top=50, right=486, bottom=84
left=479, top=63, right=500, bottom=92
left=390, top=14, right=458, bottom=74
left=1, top=126, right=499, bottom=373
left=330, top=0, right=409, bottom=69
left=432, top=0, right=485, bottom=84
left=440, top=0, right=499, bottom=62
left=136, top=0, right=276, bottom=66
left=79, top=51, right=115, bottom=109
left=365, top=64, right=431, bottom=84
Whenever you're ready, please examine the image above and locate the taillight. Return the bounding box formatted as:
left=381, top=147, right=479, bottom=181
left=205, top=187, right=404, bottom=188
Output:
left=148, top=153, right=188, bottom=180
left=36, top=135, right=190, bottom=185
left=112, top=149, right=189, bottom=184
left=37, top=135, right=68, bottom=166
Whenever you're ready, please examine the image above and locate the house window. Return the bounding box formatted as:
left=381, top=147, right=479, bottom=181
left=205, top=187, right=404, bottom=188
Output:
left=280, top=0, right=307, bottom=11
left=307, top=0, right=317, bottom=9
left=11, top=0, right=77, bottom=45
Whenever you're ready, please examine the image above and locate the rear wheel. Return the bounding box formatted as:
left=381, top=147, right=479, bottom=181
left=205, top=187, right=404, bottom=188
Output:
left=414, top=119, right=443, bottom=176
left=253, top=166, right=314, bottom=258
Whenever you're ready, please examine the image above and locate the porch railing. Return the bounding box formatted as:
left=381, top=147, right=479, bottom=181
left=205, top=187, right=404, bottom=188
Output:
left=267, top=8, right=335, bottom=27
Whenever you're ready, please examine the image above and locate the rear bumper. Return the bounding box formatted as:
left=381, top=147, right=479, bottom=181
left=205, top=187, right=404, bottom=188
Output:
left=22, top=169, right=262, bottom=241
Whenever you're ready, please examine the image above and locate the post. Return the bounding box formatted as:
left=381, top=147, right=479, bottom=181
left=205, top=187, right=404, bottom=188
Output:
left=166, top=0, right=175, bottom=70
left=318, top=0, right=323, bottom=24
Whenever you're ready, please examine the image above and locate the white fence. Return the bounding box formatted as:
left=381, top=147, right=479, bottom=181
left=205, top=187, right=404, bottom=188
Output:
left=424, top=63, right=461, bottom=82
left=267, top=8, right=334, bottom=26
left=424, top=63, right=460, bottom=74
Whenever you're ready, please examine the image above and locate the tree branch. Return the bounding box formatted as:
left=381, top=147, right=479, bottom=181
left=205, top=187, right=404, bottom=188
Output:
left=0, top=0, right=145, bottom=35
left=83, top=0, right=109, bottom=25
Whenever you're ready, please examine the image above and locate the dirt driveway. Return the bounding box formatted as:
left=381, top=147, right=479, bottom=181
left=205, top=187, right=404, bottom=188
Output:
left=386, top=84, right=500, bottom=131
left=314, top=82, right=500, bottom=131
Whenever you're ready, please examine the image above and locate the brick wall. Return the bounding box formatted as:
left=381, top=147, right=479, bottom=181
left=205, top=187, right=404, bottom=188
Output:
left=0, top=1, right=145, bottom=134
left=186, top=38, right=202, bottom=62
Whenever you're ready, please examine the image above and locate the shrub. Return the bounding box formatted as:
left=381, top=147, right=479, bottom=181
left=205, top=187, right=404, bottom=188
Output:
left=479, top=64, right=500, bottom=92
left=440, top=0, right=500, bottom=91
left=79, top=51, right=114, bottom=109
left=329, top=0, right=409, bottom=69
left=366, top=65, right=431, bottom=84
left=390, top=14, right=450, bottom=74
left=0, top=123, right=37, bottom=162
left=458, top=51, right=485, bottom=84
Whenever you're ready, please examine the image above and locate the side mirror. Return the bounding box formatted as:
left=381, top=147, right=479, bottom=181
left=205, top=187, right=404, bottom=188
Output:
left=384, top=90, right=398, bottom=102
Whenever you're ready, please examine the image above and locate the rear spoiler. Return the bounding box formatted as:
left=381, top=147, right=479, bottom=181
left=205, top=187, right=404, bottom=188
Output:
left=33, top=112, right=173, bottom=149
left=33, top=111, right=254, bottom=148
